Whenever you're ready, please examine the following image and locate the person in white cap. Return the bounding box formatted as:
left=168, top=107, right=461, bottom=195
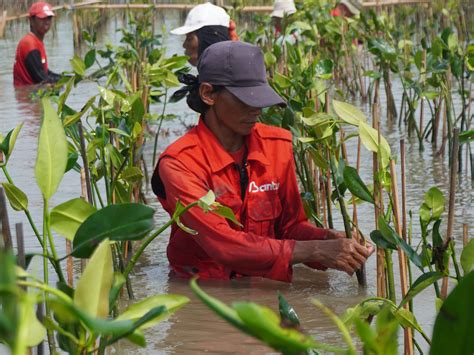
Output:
left=13, top=1, right=60, bottom=86
left=170, top=2, right=238, bottom=66
left=271, top=0, right=297, bottom=37
left=331, top=0, right=362, bottom=17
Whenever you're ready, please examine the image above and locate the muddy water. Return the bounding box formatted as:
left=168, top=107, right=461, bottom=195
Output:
left=0, top=12, right=472, bottom=354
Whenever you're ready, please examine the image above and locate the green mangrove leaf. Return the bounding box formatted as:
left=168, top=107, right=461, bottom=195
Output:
left=64, top=96, right=96, bottom=127
left=74, top=239, right=113, bottom=318
left=301, top=112, right=333, bottom=127
left=419, top=202, right=431, bottom=227
left=72, top=203, right=155, bottom=258
left=278, top=292, right=300, bottom=326
left=308, top=146, right=329, bottom=170
left=343, top=166, right=374, bottom=204
left=2, top=182, right=28, bottom=211
left=198, top=190, right=215, bottom=207
left=424, top=187, right=445, bottom=220
left=164, top=71, right=181, bottom=88
left=430, top=271, right=474, bottom=355
left=354, top=318, right=378, bottom=352
left=211, top=203, right=242, bottom=227
left=312, top=299, right=355, bottom=354
left=18, top=294, right=46, bottom=347
left=161, top=55, right=188, bottom=69
left=374, top=306, right=399, bottom=355
left=35, top=98, right=68, bottom=200
left=109, top=273, right=126, bottom=307
left=49, top=297, right=166, bottom=339
left=333, top=100, right=366, bottom=126
left=98, top=86, right=116, bottom=107
left=370, top=230, right=397, bottom=250
left=50, top=198, right=97, bottom=241
left=399, top=272, right=444, bottom=308
left=421, top=91, right=439, bottom=100
left=358, top=121, right=391, bottom=168
left=273, top=72, right=292, bottom=89
left=84, top=49, right=96, bottom=69
left=190, top=278, right=249, bottom=335
left=233, top=302, right=317, bottom=353
left=2, top=123, right=24, bottom=158
left=130, top=95, right=145, bottom=122
left=121, top=167, right=143, bottom=184
left=264, top=51, right=277, bottom=66
left=116, top=294, right=189, bottom=329
left=298, top=137, right=315, bottom=143
left=126, top=330, right=146, bottom=347
left=378, top=217, right=423, bottom=269
left=315, top=59, right=334, bottom=80
left=394, top=307, right=424, bottom=336
left=460, top=239, right=474, bottom=275
left=342, top=299, right=387, bottom=327
left=459, top=130, right=474, bottom=145
left=70, top=55, right=86, bottom=76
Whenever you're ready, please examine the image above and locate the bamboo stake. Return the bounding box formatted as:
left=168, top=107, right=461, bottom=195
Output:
left=419, top=50, right=426, bottom=140
left=463, top=224, right=468, bottom=247
left=80, top=169, right=88, bottom=273
left=432, top=97, right=442, bottom=147
left=389, top=160, right=413, bottom=355
left=441, top=128, right=460, bottom=299
left=15, top=223, right=25, bottom=268
left=438, top=99, right=448, bottom=156
left=66, top=239, right=73, bottom=287
left=0, top=10, right=7, bottom=39
left=78, top=123, right=93, bottom=204
left=0, top=187, right=13, bottom=251
left=372, top=80, right=386, bottom=298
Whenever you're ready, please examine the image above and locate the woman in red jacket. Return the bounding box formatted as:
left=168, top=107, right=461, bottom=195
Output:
left=152, top=41, right=373, bottom=283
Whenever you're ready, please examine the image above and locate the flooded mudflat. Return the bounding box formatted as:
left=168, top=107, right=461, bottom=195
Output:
left=0, top=10, right=472, bottom=354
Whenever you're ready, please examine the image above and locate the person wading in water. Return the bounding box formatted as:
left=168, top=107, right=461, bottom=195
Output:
left=152, top=41, right=373, bottom=282
left=13, top=1, right=60, bottom=86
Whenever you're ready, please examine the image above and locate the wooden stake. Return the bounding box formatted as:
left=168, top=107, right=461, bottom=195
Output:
left=400, top=140, right=408, bottom=241
left=66, top=240, right=73, bottom=287
left=78, top=123, right=93, bottom=204
left=15, top=223, right=25, bottom=268
left=389, top=160, right=413, bottom=355
left=463, top=224, right=468, bottom=247
left=441, top=128, right=460, bottom=299
left=0, top=10, right=7, bottom=39
left=372, top=81, right=386, bottom=298
left=0, top=187, right=13, bottom=251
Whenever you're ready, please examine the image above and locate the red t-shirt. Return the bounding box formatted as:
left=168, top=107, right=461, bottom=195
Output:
left=13, top=32, right=49, bottom=86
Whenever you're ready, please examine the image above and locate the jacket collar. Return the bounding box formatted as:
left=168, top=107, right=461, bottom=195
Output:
left=196, top=118, right=271, bottom=173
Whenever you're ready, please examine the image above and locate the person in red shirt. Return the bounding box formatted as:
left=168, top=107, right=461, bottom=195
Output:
left=152, top=41, right=373, bottom=283
left=13, top=2, right=60, bottom=87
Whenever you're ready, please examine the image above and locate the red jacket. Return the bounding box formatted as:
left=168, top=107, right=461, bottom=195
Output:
left=152, top=119, right=328, bottom=282
left=13, top=32, right=59, bottom=86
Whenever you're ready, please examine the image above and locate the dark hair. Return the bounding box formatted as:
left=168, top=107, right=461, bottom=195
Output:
left=195, top=25, right=230, bottom=57
left=187, top=84, right=224, bottom=115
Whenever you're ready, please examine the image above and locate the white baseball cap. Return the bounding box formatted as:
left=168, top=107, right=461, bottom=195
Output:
left=339, top=0, right=362, bottom=16
left=271, top=0, right=296, bottom=18
left=170, top=2, right=230, bottom=35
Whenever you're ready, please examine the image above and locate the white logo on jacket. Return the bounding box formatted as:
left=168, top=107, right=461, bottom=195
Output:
left=248, top=181, right=280, bottom=193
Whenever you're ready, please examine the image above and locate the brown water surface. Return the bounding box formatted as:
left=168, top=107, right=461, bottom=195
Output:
left=0, top=12, right=472, bottom=354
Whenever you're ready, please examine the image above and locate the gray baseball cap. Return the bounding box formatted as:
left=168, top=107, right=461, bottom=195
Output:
left=197, top=41, right=286, bottom=108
